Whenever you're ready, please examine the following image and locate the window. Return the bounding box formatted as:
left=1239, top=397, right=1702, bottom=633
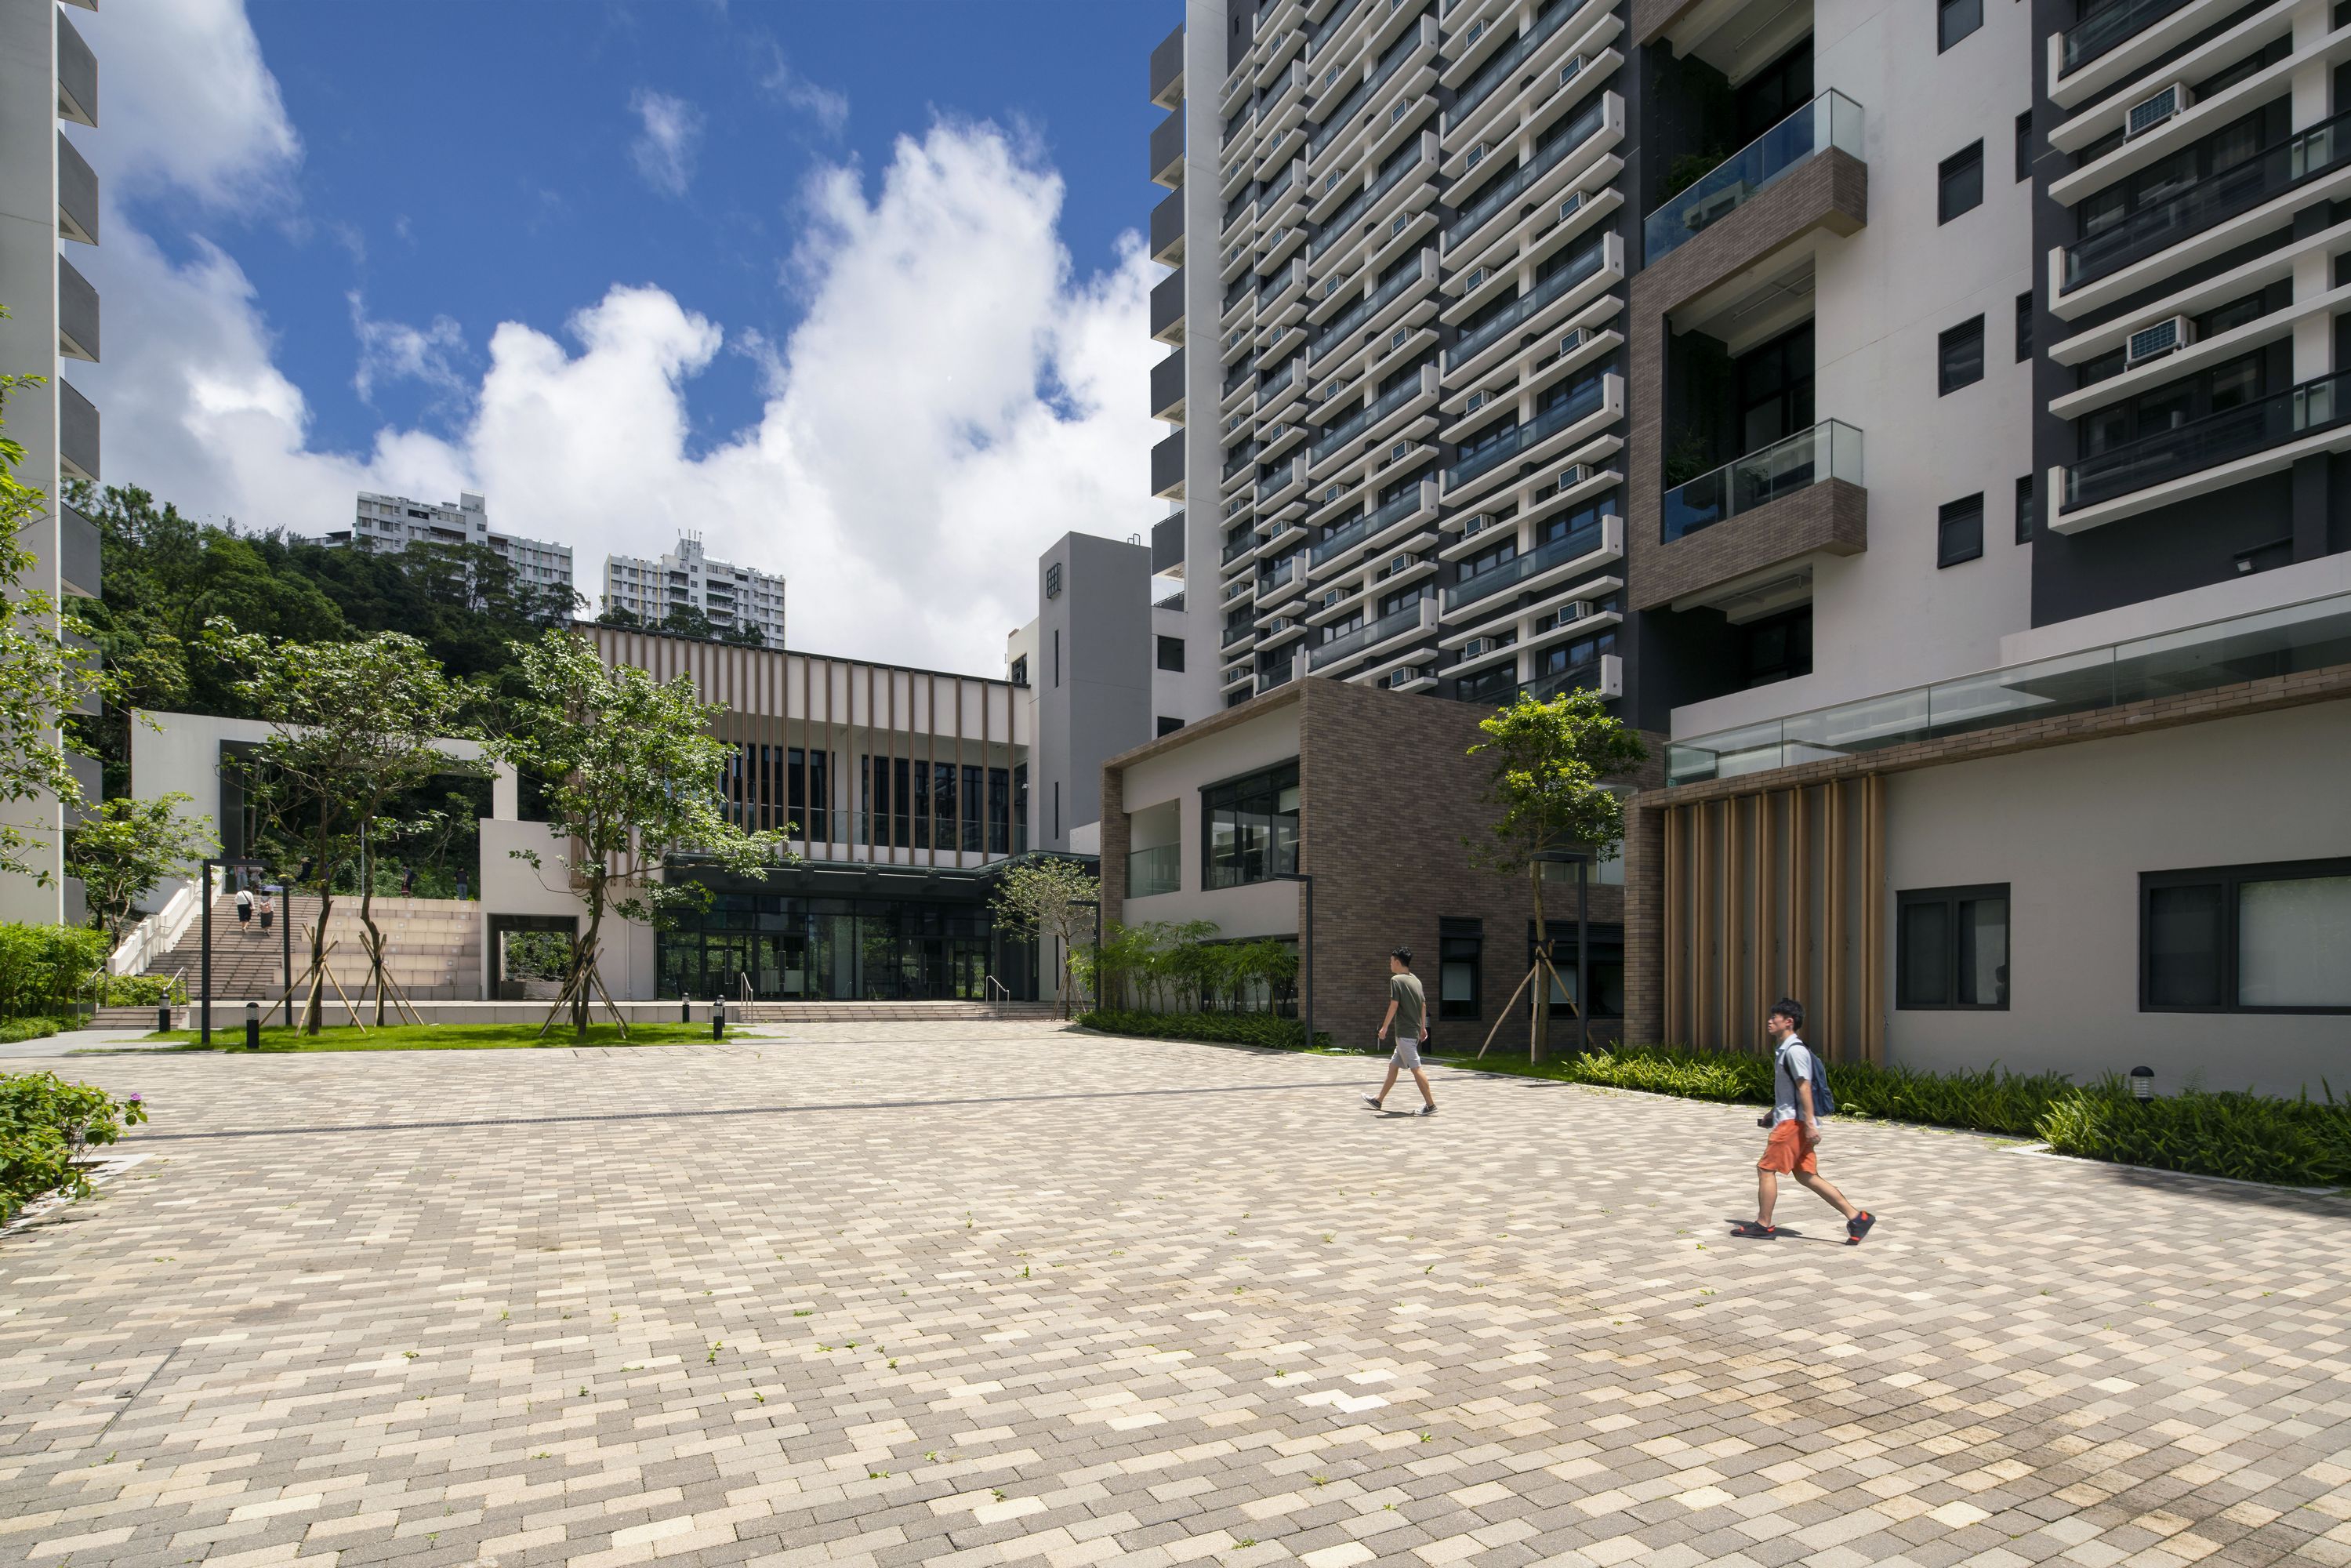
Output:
left=2015, top=111, right=2033, bottom=183
left=2015, top=291, right=2033, bottom=361
left=2080, top=351, right=2271, bottom=458
left=1439, top=919, right=1482, bottom=1020
left=1156, top=715, right=1185, bottom=737
left=2015, top=474, right=2035, bottom=543
left=1156, top=634, right=1186, bottom=673
left=1739, top=604, right=1812, bottom=687
left=1054, top=781, right=1061, bottom=840
left=1008, top=655, right=1029, bottom=687
left=1733, top=321, right=1815, bottom=452
left=1201, top=760, right=1301, bottom=889
left=1938, top=0, right=1981, bottom=50
left=1938, top=142, right=1983, bottom=223
left=1898, top=885, right=2010, bottom=1009
left=1938, top=494, right=1985, bottom=567
left=2142, top=858, right=2351, bottom=1011
left=1939, top=316, right=1985, bottom=394
left=1045, top=561, right=1062, bottom=599
left=1054, top=629, right=1061, bottom=687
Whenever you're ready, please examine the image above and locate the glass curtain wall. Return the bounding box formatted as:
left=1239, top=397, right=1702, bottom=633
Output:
left=658, top=895, right=1003, bottom=1002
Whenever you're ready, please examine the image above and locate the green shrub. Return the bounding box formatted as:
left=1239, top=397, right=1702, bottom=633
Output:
left=0, top=1070, right=149, bottom=1222
left=1079, top=1009, right=1335, bottom=1053
left=0, top=923, right=110, bottom=1021
left=0, top=1018, right=68, bottom=1046
left=96, top=973, right=184, bottom=1007
left=2039, top=1080, right=2351, bottom=1188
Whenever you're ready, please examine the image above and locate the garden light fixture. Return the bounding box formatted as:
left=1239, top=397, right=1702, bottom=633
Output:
left=2129, top=1065, right=2154, bottom=1101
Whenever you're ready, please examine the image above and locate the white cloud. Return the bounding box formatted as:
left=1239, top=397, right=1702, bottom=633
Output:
left=755, top=42, right=850, bottom=136
left=74, top=5, right=1166, bottom=676
left=348, top=293, right=470, bottom=409
left=627, top=89, right=703, bottom=198
left=96, top=0, right=299, bottom=210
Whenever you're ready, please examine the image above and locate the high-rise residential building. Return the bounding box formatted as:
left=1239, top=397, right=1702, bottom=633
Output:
left=0, top=0, right=106, bottom=924
left=601, top=532, right=787, bottom=648
left=1148, top=0, right=1633, bottom=722
left=1131, top=0, right=2351, bottom=1089
left=327, top=491, right=575, bottom=606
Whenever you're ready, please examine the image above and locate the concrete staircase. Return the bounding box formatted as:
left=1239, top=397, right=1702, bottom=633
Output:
left=143, top=894, right=481, bottom=1002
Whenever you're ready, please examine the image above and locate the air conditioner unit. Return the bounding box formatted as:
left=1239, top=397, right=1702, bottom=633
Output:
left=1465, top=389, right=1488, bottom=414
left=1463, top=19, right=1484, bottom=46
left=1464, top=143, right=1488, bottom=172
left=1555, top=463, right=1590, bottom=490
left=1323, top=484, right=1345, bottom=502
left=1389, top=554, right=1410, bottom=573
left=1558, top=326, right=1586, bottom=356
left=2126, top=314, right=2195, bottom=367
left=1464, top=266, right=1489, bottom=292
left=1464, top=513, right=1492, bottom=535
left=2126, top=82, right=2192, bottom=139
left=1462, top=638, right=1493, bottom=658
left=1322, top=590, right=1345, bottom=608
left=1391, top=441, right=1410, bottom=461
left=1559, top=54, right=1587, bottom=87
left=1558, top=190, right=1583, bottom=222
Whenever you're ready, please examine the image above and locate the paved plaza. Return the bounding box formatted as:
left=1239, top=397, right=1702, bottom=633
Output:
left=3, top=1025, right=2349, bottom=1568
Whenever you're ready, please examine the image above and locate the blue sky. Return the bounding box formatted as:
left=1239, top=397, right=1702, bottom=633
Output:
left=221, top=1, right=1172, bottom=457
left=82, top=0, right=1181, bottom=672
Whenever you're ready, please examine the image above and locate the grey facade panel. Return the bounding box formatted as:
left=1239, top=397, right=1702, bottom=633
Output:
left=56, top=7, right=96, bottom=125
left=58, top=503, right=100, bottom=598
left=1149, top=187, right=1184, bottom=264
left=1148, top=24, right=1184, bottom=109
left=57, top=253, right=98, bottom=361
left=1152, top=513, right=1185, bottom=575
left=1149, top=267, right=1185, bottom=343
left=1150, top=347, right=1186, bottom=421
left=1149, top=107, right=1185, bottom=187
left=1152, top=428, right=1185, bottom=499
left=56, top=129, right=98, bottom=244
left=58, top=378, right=98, bottom=481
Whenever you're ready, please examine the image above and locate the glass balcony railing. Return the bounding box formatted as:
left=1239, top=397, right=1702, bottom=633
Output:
left=1310, top=256, right=1424, bottom=363
left=1444, top=376, right=1608, bottom=491
left=2063, top=369, right=2351, bottom=511
left=1127, top=843, right=1181, bottom=898
left=2059, top=0, right=2197, bottom=77
left=1447, top=0, right=1585, bottom=132
left=1442, top=516, right=1606, bottom=613
left=1444, top=238, right=1605, bottom=370
left=1519, top=655, right=1606, bottom=704
left=2061, top=111, right=2351, bottom=293
left=1222, top=622, right=1256, bottom=648
left=1644, top=90, right=1863, bottom=264
left=1445, top=96, right=1607, bottom=252
left=1308, top=75, right=1370, bottom=158
left=1224, top=529, right=1264, bottom=564
left=1310, top=182, right=1372, bottom=259
left=1259, top=663, right=1297, bottom=692
left=1666, top=589, right=2351, bottom=786
left=1309, top=598, right=1426, bottom=670
left=1312, top=372, right=1426, bottom=462
left=1257, top=463, right=1303, bottom=503
left=1660, top=419, right=1861, bottom=543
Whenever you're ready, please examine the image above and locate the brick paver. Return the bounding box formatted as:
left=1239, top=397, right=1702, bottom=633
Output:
left=4, top=1025, right=2348, bottom=1568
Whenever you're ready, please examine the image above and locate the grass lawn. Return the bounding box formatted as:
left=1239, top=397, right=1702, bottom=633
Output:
left=135, top=1022, right=742, bottom=1052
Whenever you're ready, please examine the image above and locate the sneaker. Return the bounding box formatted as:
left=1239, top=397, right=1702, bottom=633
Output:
left=1416, top=1103, right=1438, bottom=1116
left=1362, top=1094, right=1384, bottom=1111
left=1729, top=1221, right=1777, bottom=1240
left=1845, top=1211, right=1875, bottom=1246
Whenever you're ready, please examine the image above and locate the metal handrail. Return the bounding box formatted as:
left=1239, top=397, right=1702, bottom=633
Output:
left=738, top=971, right=760, bottom=1026
left=984, top=975, right=1012, bottom=1019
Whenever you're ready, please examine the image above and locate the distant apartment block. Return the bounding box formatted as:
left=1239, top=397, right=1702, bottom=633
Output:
left=326, top=492, right=575, bottom=601
left=601, top=532, right=787, bottom=647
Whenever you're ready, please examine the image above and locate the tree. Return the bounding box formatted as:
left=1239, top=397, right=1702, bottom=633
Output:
left=489, top=629, right=794, bottom=1040
left=0, top=318, right=114, bottom=882
left=1467, top=688, right=1647, bottom=1062
left=209, top=626, right=484, bottom=1031
left=658, top=602, right=717, bottom=641
left=64, top=793, right=217, bottom=949
left=593, top=601, right=642, bottom=629
left=717, top=619, right=767, bottom=648
left=989, top=858, right=1100, bottom=1018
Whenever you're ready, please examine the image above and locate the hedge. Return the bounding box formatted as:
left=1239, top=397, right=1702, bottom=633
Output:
left=0, top=1018, right=70, bottom=1046
left=1, top=1070, right=149, bottom=1223
left=1079, top=1010, right=1334, bottom=1053
left=0, top=924, right=109, bottom=1022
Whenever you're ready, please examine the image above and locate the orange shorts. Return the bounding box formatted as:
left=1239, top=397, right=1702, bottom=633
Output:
left=1757, top=1120, right=1818, bottom=1174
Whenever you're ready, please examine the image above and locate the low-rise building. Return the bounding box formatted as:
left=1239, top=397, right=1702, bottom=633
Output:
left=601, top=532, right=787, bottom=647
left=327, top=491, right=575, bottom=611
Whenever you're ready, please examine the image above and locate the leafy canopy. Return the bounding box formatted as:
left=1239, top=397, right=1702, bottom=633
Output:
left=1467, top=688, right=1647, bottom=874
left=65, top=793, right=217, bottom=946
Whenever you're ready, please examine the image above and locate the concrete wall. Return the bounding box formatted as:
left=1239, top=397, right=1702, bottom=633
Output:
left=1113, top=699, right=1302, bottom=939
left=1882, top=702, right=2351, bottom=1096
left=477, top=818, right=658, bottom=1000
left=1035, top=533, right=1152, bottom=851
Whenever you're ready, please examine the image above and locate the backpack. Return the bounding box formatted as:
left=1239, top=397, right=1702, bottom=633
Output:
left=1780, top=1040, right=1835, bottom=1118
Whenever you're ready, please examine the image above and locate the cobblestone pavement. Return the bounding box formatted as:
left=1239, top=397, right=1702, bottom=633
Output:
left=4, top=1026, right=2349, bottom=1568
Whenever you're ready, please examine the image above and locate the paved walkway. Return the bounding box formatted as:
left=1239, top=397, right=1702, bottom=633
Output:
left=3, top=1027, right=2347, bottom=1568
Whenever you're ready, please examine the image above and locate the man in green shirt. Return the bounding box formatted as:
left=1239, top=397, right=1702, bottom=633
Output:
left=1363, top=947, right=1437, bottom=1116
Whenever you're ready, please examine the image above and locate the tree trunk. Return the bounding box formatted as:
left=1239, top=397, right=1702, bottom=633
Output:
left=573, top=887, right=606, bottom=1043
left=361, top=866, right=386, bottom=1027
left=1530, top=859, right=1550, bottom=1065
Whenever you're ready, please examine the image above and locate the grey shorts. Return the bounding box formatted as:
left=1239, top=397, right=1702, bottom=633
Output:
left=1389, top=1033, right=1424, bottom=1070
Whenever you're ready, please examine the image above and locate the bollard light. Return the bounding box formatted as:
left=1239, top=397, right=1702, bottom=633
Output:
left=2129, top=1065, right=2154, bottom=1101
left=713, top=995, right=726, bottom=1040
left=681, top=997, right=691, bottom=1024
left=157, top=1002, right=172, bottom=1034
left=245, top=1000, right=261, bottom=1051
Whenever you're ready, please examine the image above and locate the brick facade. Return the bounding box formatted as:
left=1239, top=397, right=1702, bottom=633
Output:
left=1103, top=681, right=1662, bottom=1055
left=1631, top=477, right=1867, bottom=611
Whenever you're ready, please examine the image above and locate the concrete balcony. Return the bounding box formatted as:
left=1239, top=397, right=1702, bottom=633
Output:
left=1151, top=347, right=1187, bottom=423
left=1642, top=90, right=1863, bottom=268
left=1152, top=428, right=1185, bottom=500
left=1150, top=24, right=1185, bottom=111
left=1150, top=107, right=1185, bottom=189
left=1150, top=267, right=1185, bottom=346
left=59, top=503, right=100, bottom=599
left=1631, top=420, right=1866, bottom=612
left=57, top=130, right=99, bottom=245
left=57, top=255, right=98, bottom=362
left=56, top=5, right=97, bottom=126
left=1150, top=187, right=1185, bottom=267
left=59, top=379, right=100, bottom=483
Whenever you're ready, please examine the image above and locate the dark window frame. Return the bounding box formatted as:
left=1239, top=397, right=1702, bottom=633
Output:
left=1939, top=316, right=1986, bottom=395
left=2139, top=857, right=2351, bottom=1014
left=2015, top=110, right=2033, bottom=182
left=1938, top=140, right=1984, bottom=223
left=1937, top=493, right=1985, bottom=568
left=1938, top=0, right=1982, bottom=51
left=1896, top=883, right=2012, bottom=1011
left=1199, top=758, right=1302, bottom=891
left=2015, top=473, right=2035, bottom=543
left=1438, top=917, right=1482, bottom=1020
left=1156, top=634, right=1187, bottom=673
left=2015, top=290, right=2034, bottom=362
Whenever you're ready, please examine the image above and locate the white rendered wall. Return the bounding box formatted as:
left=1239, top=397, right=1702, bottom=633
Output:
left=1881, top=703, right=2351, bottom=1097
left=1116, top=702, right=1301, bottom=938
